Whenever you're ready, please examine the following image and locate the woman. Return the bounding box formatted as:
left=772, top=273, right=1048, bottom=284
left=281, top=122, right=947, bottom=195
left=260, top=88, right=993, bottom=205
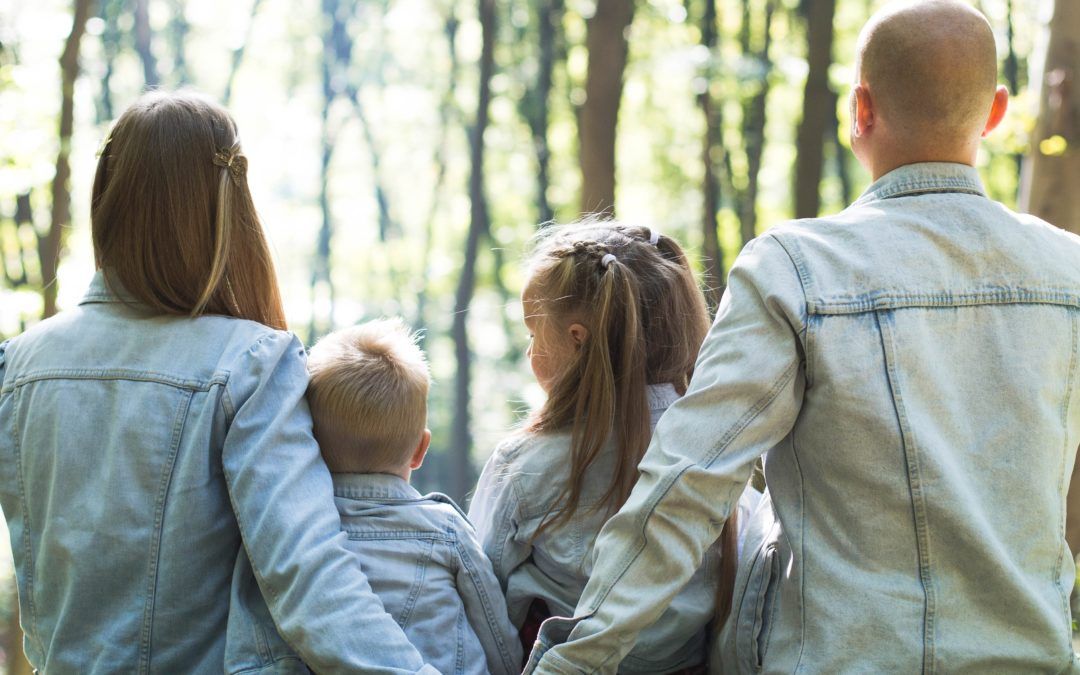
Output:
left=0, top=91, right=433, bottom=674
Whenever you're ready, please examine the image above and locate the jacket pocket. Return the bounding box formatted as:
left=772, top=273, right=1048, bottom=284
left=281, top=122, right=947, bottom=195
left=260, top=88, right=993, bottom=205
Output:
left=734, top=541, right=780, bottom=673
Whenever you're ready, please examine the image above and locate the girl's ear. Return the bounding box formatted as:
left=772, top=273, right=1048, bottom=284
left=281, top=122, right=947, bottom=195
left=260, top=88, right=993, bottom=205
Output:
left=568, top=323, right=590, bottom=348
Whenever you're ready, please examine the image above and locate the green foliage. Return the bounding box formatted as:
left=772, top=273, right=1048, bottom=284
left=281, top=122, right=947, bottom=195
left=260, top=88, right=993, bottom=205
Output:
left=0, top=0, right=1050, bottom=479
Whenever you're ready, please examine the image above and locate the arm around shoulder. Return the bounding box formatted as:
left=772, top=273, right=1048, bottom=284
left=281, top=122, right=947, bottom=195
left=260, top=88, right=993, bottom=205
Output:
left=221, top=330, right=436, bottom=674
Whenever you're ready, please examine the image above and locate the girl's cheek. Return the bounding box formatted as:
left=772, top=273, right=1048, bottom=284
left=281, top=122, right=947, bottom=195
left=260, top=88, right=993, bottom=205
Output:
left=529, top=351, right=555, bottom=393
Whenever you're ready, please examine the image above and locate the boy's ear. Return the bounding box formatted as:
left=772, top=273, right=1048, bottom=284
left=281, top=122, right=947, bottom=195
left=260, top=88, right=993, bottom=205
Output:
left=409, top=429, right=432, bottom=470
left=568, top=323, right=590, bottom=348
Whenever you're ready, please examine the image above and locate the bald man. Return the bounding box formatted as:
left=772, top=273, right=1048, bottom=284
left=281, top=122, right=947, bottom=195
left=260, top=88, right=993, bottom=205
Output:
left=524, top=1, right=1080, bottom=673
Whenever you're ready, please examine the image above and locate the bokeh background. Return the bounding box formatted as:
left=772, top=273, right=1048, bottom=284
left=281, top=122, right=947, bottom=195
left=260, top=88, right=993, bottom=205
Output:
left=1, top=0, right=1075, bottom=669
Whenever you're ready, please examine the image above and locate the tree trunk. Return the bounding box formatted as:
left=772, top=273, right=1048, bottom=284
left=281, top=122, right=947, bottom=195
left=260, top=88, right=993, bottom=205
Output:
left=698, top=0, right=725, bottom=304
left=39, top=0, right=92, bottom=320
left=1020, top=0, right=1080, bottom=234
left=345, top=88, right=396, bottom=242
left=308, top=0, right=347, bottom=343
left=829, top=89, right=852, bottom=206
left=524, top=0, right=564, bottom=225
left=1003, top=0, right=1023, bottom=181
left=737, top=0, right=775, bottom=249
left=222, top=0, right=265, bottom=106
left=415, top=10, right=460, bottom=344
left=579, top=0, right=634, bottom=215
left=449, top=0, right=495, bottom=504
left=133, top=0, right=159, bottom=87
left=167, top=0, right=190, bottom=86
left=1, top=194, right=33, bottom=289
left=96, top=0, right=124, bottom=122
left=793, top=0, right=835, bottom=219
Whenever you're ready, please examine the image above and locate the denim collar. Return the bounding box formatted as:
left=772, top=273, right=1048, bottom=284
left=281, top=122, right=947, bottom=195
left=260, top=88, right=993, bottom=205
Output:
left=79, top=269, right=137, bottom=305
left=331, top=472, right=421, bottom=501
left=852, top=162, right=986, bottom=207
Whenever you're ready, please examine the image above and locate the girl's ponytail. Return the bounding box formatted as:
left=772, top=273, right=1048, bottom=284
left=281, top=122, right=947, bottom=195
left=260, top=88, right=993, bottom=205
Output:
left=537, top=249, right=650, bottom=537
left=591, top=256, right=649, bottom=513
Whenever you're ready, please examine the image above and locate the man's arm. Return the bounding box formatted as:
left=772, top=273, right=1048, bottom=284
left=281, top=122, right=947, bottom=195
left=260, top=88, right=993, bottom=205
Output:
left=222, top=331, right=437, bottom=674
left=528, top=234, right=808, bottom=673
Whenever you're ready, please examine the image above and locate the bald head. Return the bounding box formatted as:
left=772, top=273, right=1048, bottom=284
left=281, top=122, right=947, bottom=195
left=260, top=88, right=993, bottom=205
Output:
left=856, top=0, right=998, bottom=145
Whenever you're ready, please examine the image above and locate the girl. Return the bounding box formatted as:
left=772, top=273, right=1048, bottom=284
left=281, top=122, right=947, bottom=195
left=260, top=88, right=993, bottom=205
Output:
left=469, top=220, right=760, bottom=673
left=0, top=91, right=434, bottom=673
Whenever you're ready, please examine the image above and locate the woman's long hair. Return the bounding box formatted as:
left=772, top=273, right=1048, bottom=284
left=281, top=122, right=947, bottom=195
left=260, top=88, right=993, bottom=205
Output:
left=91, top=90, right=286, bottom=330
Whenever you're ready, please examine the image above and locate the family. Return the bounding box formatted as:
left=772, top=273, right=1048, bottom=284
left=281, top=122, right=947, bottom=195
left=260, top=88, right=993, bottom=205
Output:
left=2, top=0, right=1078, bottom=673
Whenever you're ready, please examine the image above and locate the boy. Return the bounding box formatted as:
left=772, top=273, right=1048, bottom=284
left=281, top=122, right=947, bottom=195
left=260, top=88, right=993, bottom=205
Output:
left=526, top=1, right=1080, bottom=673
left=305, top=318, right=521, bottom=675
left=226, top=319, right=520, bottom=675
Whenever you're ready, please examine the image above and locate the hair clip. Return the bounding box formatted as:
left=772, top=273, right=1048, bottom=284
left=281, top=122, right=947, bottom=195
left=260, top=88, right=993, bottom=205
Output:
left=649, top=230, right=661, bottom=246
left=601, top=253, right=617, bottom=268
left=213, top=147, right=248, bottom=188
left=95, top=134, right=113, bottom=159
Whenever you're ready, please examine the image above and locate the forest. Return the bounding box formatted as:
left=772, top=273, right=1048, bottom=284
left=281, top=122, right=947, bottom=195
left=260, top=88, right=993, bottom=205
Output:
left=1, top=0, right=1078, bottom=670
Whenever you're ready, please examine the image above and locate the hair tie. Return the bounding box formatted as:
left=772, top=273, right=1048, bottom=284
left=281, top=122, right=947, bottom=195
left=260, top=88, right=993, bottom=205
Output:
left=213, top=147, right=248, bottom=187
left=601, top=253, right=617, bottom=269
left=649, top=230, right=661, bottom=246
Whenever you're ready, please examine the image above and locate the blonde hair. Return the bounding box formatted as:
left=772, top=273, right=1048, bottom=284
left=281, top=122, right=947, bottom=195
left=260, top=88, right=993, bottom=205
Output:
left=91, top=90, right=286, bottom=330
left=525, top=219, right=740, bottom=630
left=307, top=318, right=430, bottom=473
left=525, top=220, right=710, bottom=531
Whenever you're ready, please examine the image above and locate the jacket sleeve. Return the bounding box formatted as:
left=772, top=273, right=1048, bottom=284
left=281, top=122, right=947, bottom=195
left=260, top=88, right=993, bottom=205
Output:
left=221, top=331, right=437, bottom=675
left=454, top=515, right=524, bottom=675
left=468, top=446, right=532, bottom=596
left=527, top=234, right=808, bottom=674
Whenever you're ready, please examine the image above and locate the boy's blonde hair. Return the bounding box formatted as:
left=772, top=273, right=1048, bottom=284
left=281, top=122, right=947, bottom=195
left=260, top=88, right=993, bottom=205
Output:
left=307, top=318, right=430, bottom=473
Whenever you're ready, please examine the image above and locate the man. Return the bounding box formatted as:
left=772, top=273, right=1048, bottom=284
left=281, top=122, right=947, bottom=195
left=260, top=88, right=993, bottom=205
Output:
left=526, top=1, right=1080, bottom=672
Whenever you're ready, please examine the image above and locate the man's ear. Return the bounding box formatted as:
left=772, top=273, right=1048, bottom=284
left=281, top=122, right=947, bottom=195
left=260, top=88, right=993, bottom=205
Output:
left=409, top=429, right=431, bottom=470
left=568, top=323, right=590, bottom=349
left=852, top=84, right=875, bottom=137
left=982, top=85, right=1009, bottom=138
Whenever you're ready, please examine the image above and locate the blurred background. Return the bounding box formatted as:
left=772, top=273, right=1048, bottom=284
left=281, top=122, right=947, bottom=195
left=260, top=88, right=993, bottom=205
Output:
left=1, top=0, right=1076, bottom=669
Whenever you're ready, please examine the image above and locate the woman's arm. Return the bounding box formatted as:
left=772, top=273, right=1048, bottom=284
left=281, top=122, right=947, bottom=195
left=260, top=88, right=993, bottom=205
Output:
left=221, top=331, right=437, bottom=674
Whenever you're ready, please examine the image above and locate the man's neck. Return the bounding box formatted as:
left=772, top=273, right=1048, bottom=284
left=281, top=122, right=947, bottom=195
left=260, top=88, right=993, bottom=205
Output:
left=868, top=143, right=979, bottom=181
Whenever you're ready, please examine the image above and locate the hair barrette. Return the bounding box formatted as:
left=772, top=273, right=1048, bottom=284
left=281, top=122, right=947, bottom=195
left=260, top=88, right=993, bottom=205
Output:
left=95, top=134, right=113, bottom=159
left=213, top=147, right=248, bottom=188
left=649, top=230, right=661, bottom=246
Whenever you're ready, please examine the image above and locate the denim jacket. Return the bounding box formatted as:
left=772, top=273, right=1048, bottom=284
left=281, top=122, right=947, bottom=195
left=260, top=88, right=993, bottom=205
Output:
left=0, top=271, right=436, bottom=674
left=230, top=473, right=522, bottom=675
left=471, top=384, right=758, bottom=673
left=526, top=163, right=1080, bottom=674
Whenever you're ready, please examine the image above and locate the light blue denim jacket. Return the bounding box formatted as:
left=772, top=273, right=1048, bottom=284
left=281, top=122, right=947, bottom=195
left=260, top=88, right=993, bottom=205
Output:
left=230, top=473, right=522, bottom=674
left=0, top=272, right=437, bottom=674
left=471, top=384, right=758, bottom=673
left=527, top=163, right=1080, bottom=674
